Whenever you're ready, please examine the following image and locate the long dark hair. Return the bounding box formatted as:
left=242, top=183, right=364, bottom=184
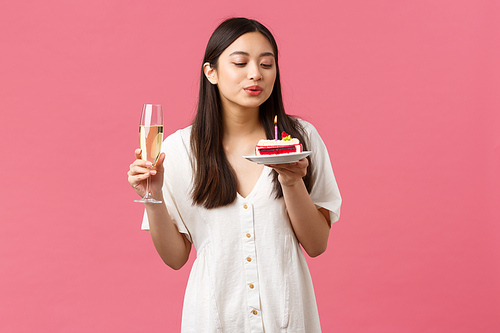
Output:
left=191, top=17, right=312, bottom=208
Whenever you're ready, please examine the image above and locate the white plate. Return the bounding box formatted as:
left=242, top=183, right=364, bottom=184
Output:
left=243, top=151, right=312, bottom=165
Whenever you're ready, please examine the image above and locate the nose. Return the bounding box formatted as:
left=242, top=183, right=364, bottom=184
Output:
left=248, top=62, right=263, bottom=81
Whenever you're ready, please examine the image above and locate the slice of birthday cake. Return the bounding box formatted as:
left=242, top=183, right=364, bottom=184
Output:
left=255, top=132, right=303, bottom=156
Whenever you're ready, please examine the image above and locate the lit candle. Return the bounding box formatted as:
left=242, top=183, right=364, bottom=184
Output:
left=274, top=115, right=278, bottom=141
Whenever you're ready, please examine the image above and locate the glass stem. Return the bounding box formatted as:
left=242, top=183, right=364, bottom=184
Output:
left=146, top=177, right=151, bottom=198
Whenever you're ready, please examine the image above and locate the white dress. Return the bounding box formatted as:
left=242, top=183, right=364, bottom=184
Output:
left=142, top=120, right=341, bottom=333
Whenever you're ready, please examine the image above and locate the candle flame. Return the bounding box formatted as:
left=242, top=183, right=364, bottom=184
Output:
left=274, top=115, right=277, bottom=124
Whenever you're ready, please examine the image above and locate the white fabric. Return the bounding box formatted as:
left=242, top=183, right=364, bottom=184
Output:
left=142, top=119, right=341, bottom=333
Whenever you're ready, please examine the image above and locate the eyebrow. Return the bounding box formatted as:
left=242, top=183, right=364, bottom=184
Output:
left=229, top=51, right=275, bottom=58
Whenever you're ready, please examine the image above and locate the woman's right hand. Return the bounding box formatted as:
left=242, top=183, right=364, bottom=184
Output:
left=128, top=149, right=166, bottom=201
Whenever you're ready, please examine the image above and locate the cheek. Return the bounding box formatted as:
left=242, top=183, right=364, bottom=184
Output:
left=218, top=70, right=241, bottom=90
left=266, top=70, right=277, bottom=85
left=266, top=73, right=277, bottom=93
left=264, top=86, right=275, bottom=100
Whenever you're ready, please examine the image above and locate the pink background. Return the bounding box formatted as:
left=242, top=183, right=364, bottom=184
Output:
left=1, top=0, right=499, bottom=332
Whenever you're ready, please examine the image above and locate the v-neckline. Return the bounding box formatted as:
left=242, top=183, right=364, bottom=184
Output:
left=236, top=166, right=269, bottom=200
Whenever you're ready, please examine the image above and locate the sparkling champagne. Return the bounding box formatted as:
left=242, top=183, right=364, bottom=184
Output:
left=139, top=125, right=163, bottom=164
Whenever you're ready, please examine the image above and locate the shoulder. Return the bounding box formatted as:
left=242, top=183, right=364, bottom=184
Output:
left=296, top=118, right=316, bottom=134
left=294, top=118, right=324, bottom=146
left=162, top=126, right=194, bottom=169
left=164, top=125, right=192, bottom=143
left=163, top=126, right=193, bottom=152
left=162, top=126, right=194, bottom=178
left=292, top=118, right=332, bottom=169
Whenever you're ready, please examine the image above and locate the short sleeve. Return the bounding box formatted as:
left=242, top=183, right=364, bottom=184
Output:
left=140, top=128, right=193, bottom=243
left=301, top=120, right=342, bottom=224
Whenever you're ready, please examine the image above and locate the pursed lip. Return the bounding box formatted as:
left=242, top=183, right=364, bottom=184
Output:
left=244, top=85, right=263, bottom=96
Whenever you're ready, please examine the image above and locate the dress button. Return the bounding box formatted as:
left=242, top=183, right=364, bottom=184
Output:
left=246, top=233, right=251, bottom=238
left=249, top=284, right=254, bottom=289
left=243, top=204, right=248, bottom=209
left=246, top=257, right=252, bottom=262
left=252, top=310, right=258, bottom=315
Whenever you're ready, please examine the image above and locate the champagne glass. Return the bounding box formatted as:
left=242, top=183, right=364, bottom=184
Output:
left=134, top=104, right=164, bottom=203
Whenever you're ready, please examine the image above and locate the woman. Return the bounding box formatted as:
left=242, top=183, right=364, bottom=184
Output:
left=128, top=17, right=341, bottom=332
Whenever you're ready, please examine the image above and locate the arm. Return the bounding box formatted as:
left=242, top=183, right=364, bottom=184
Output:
left=144, top=201, right=192, bottom=270
left=128, top=150, right=191, bottom=270
left=269, top=158, right=331, bottom=257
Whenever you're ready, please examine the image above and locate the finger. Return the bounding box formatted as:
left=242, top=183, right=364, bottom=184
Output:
left=133, top=151, right=154, bottom=168
left=265, top=164, right=289, bottom=174
left=264, top=162, right=294, bottom=167
left=266, top=158, right=307, bottom=168
left=128, top=172, right=150, bottom=182
left=129, top=164, right=153, bottom=177
left=130, top=161, right=152, bottom=173
left=279, top=159, right=308, bottom=171
left=268, top=163, right=298, bottom=172
left=155, top=152, right=166, bottom=170
left=135, top=148, right=142, bottom=159
left=128, top=172, right=150, bottom=190
left=270, top=164, right=307, bottom=179
left=280, top=159, right=307, bottom=170
left=297, top=158, right=309, bottom=167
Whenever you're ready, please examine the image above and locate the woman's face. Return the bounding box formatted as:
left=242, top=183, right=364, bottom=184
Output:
left=206, top=32, right=277, bottom=113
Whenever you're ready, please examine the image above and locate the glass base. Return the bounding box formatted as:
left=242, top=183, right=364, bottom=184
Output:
left=134, top=195, right=162, bottom=204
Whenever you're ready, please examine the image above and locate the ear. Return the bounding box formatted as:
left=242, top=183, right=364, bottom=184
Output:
left=203, top=62, right=218, bottom=85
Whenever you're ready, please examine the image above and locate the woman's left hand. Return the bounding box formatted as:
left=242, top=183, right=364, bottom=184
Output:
left=266, top=157, right=308, bottom=187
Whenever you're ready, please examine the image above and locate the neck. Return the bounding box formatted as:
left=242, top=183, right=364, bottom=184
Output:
left=222, top=106, right=262, bottom=139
